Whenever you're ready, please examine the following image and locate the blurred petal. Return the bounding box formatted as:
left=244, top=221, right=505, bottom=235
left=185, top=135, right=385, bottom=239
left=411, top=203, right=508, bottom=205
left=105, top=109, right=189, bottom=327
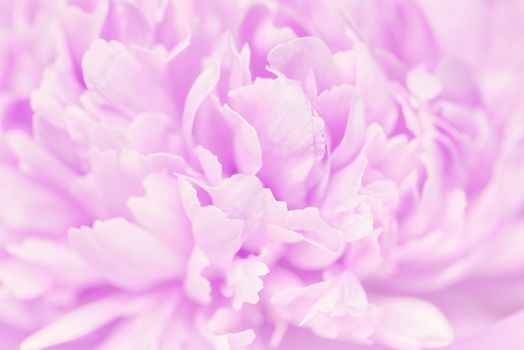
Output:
left=69, top=218, right=184, bottom=291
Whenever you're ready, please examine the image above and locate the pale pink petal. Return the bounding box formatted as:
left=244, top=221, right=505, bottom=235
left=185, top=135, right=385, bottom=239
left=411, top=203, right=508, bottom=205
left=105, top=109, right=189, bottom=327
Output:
left=5, top=238, right=98, bottom=286
left=128, top=113, right=180, bottom=154
left=82, top=40, right=172, bottom=117
left=267, top=37, right=342, bottom=92
left=220, top=104, right=262, bottom=175
left=195, top=145, right=223, bottom=186
left=373, top=297, right=454, bottom=349
left=0, top=166, right=83, bottom=234
left=207, top=174, right=265, bottom=225
left=98, top=294, right=179, bottom=350
left=101, top=0, right=152, bottom=47
left=285, top=207, right=342, bottom=252
left=127, top=173, right=192, bottom=250
left=0, top=260, right=51, bottom=300
left=406, top=66, right=442, bottom=101
left=69, top=218, right=184, bottom=291
left=6, top=130, right=77, bottom=188
left=182, top=63, right=221, bottom=141
left=191, top=205, right=244, bottom=272
left=71, top=150, right=147, bottom=218
left=210, top=329, right=256, bottom=350
left=229, top=77, right=325, bottom=206
left=20, top=295, right=154, bottom=350
left=330, top=95, right=366, bottom=169
left=314, top=84, right=354, bottom=151
left=184, top=247, right=212, bottom=305
left=442, top=308, right=524, bottom=350
left=223, top=257, right=269, bottom=310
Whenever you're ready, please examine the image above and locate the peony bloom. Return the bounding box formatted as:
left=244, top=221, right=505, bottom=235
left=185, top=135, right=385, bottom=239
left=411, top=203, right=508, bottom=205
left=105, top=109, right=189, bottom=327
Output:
left=1, top=0, right=524, bottom=349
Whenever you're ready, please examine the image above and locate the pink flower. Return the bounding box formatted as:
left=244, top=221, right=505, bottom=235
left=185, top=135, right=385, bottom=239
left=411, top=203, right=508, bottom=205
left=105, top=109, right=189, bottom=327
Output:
left=1, top=0, right=524, bottom=349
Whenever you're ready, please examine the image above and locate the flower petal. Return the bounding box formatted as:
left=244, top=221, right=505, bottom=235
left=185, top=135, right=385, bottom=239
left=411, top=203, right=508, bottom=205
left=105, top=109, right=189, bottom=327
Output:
left=69, top=218, right=184, bottom=291
left=229, top=77, right=325, bottom=206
